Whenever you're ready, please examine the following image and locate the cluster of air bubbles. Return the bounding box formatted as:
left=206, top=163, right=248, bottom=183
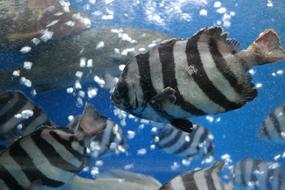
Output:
left=113, top=108, right=127, bottom=126
left=205, top=115, right=221, bottom=123
left=267, top=0, right=273, bottom=7
left=65, top=57, right=100, bottom=107
left=273, top=151, right=285, bottom=161
left=213, top=1, right=236, bottom=28
left=137, top=148, right=147, bottom=156
left=14, top=110, right=34, bottom=120
left=272, top=70, right=283, bottom=77
left=181, top=158, right=192, bottom=166
left=171, top=161, right=180, bottom=171
left=248, top=69, right=256, bottom=76
left=127, top=130, right=136, bottom=139
left=124, top=164, right=134, bottom=170
left=255, top=83, right=263, bottom=89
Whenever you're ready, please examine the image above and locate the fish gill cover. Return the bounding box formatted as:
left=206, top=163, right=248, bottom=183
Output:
left=0, top=0, right=285, bottom=190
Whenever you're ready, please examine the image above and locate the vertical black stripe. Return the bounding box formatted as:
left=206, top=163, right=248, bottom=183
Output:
left=181, top=171, right=199, bottom=190
left=159, top=130, right=183, bottom=148
left=208, top=38, right=245, bottom=95
left=158, top=39, right=206, bottom=116
left=269, top=112, right=282, bottom=138
left=239, top=160, right=247, bottom=186
left=262, top=122, right=271, bottom=140
left=113, top=63, right=131, bottom=109
left=0, top=165, right=24, bottom=190
left=50, top=130, right=84, bottom=161
left=205, top=166, right=218, bottom=190
left=186, top=36, right=242, bottom=111
left=136, top=51, right=178, bottom=122
left=174, top=128, right=198, bottom=155
left=0, top=95, right=27, bottom=128
left=8, top=138, right=64, bottom=187
left=0, top=92, right=15, bottom=106
left=136, top=52, right=157, bottom=102
left=157, top=127, right=174, bottom=142
left=31, top=129, right=82, bottom=172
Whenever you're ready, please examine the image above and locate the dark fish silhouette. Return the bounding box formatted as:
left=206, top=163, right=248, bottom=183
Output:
left=0, top=0, right=91, bottom=48
left=0, top=28, right=170, bottom=93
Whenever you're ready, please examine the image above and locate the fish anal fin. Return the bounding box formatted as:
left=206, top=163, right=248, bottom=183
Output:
left=170, top=119, right=193, bottom=133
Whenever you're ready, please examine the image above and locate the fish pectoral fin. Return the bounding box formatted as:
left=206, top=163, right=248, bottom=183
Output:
left=170, top=119, right=193, bottom=133
left=149, top=87, right=176, bottom=110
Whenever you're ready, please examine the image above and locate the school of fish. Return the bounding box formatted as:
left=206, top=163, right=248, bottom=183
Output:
left=1, top=1, right=285, bottom=190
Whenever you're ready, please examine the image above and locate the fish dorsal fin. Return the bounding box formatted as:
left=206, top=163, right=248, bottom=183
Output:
left=97, top=169, right=162, bottom=187
left=226, top=39, right=240, bottom=52
left=192, top=26, right=227, bottom=41
left=192, top=26, right=239, bottom=52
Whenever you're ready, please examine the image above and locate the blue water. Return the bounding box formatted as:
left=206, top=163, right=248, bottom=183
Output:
left=2, top=0, right=285, bottom=189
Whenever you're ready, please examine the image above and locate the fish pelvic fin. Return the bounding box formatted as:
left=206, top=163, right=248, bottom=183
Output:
left=170, top=119, right=193, bottom=133
left=238, top=29, right=285, bottom=67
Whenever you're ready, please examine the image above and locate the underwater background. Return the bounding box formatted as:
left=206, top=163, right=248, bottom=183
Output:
left=1, top=0, right=285, bottom=189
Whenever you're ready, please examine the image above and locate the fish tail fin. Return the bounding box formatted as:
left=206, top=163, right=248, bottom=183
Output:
left=239, top=29, right=285, bottom=67
left=76, top=104, right=106, bottom=139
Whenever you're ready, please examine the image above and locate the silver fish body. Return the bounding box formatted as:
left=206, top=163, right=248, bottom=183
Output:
left=0, top=0, right=90, bottom=48
left=160, top=161, right=233, bottom=190
left=112, top=26, right=285, bottom=133
left=233, top=158, right=285, bottom=190
left=154, top=124, right=214, bottom=159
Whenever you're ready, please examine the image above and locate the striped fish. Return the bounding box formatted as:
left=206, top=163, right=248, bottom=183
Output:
left=0, top=104, right=104, bottom=190
left=111, top=26, right=285, bottom=133
left=154, top=124, right=214, bottom=159
left=0, top=91, right=53, bottom=149
left=68, top=115, right=127, bottom=158
left=160, top=161, right=233, bottom=190
left=259, top=105, right=285, bottom=143
left=232, top=158, right=285, bottom=190
left=32, top=164, right=231, bottom=190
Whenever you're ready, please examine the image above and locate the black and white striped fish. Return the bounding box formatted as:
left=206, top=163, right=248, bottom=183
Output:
left=111, top=26, right=285, bottom=133
left=0, top=91, right=53, bottom=149
left=259, top=105, right=285, bottom=143
left=68, top=114, right=127, bottom=158
left=0, top=104, right=104, bottom=190
left=232, top=158, right=285, bottom=190
left=160, top=161, right=233, bottom=190
left=153, top=123, right=214, bottom=159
